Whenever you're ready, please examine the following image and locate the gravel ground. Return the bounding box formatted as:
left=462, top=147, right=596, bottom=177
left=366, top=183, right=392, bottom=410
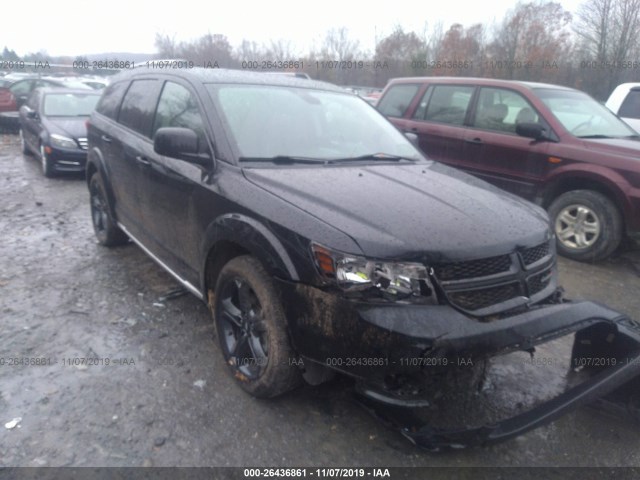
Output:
left=1, top=132, right=639, bottom=470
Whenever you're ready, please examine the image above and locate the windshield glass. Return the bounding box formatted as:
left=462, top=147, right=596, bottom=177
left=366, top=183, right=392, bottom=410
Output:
left=535, top=88, right=636, bottom=138
left=43, top=92, right=100, bottom=117
left=206, top=84, right=423, bottom=162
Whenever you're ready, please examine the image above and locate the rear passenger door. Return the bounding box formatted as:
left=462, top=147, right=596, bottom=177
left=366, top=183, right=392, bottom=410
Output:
left=402, top=84, right=475, bottom=168
left=463, top=87, right=551, bottom=200
left=108, top=79, right=163, bottom=240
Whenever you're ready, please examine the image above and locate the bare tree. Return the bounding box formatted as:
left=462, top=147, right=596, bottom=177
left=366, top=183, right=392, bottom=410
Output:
left=264, top=39, right=297, bottom=61
left=235, top=40, right=264, bottom=63
left=375, top=25, right=425, bottom=82
left=575, top=0, right=640, bottom=96
left=154, top=33, right=180, bottom=58
left=489, top=1, right=572, bottom=81
left=320, top=27, right=361, bottom=61
left=436, top=23, right=487, bottom=76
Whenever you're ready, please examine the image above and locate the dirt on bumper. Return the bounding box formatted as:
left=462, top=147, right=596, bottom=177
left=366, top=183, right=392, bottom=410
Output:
left=278, top=280, right=640, bottom=450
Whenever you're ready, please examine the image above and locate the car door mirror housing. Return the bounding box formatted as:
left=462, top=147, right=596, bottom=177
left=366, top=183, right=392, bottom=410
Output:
left=516, top=122, right=548, bottom=141
left=20, top=105, right=37, bottom=119
left=153, top=127, right=211, bottom=166
left=404, top=132, right=419, bottom=147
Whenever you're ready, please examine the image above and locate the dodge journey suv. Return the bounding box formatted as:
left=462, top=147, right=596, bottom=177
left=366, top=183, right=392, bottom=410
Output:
left=86, top=68, right=640, bottom=449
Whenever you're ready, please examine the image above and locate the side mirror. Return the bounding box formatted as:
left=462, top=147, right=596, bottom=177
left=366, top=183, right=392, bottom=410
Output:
left=516, top=122, right=547, bottom=141
left=404, top=132, right=419, bottom=147
left=20, top=105, right=37, bottom=120
left=153, top=127, right=211, bottom=167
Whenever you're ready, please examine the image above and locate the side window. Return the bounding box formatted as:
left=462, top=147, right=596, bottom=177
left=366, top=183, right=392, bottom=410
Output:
left=618, top=90, right=640, bottom=120
left=117, top=79, right=163, bottom=137
left=424, top=85, right=474, bottom=126
left=412, top=86, right=433, bottom=120
left=10, top=80, right=32, bottom=97
left=95, top=81, right=129, bottom=120
left=152, top=81, right=207, bottom=151
left=377, top=84, right=420, bottom=117
left=473, top=87, right=539, bottom=134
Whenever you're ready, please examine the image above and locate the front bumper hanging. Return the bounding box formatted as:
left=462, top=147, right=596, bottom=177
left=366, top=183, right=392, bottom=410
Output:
left=354, top=306, right=640, bottom=450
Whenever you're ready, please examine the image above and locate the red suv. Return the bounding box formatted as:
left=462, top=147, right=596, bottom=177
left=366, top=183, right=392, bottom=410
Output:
left=378, top=77, right=640, bottom=261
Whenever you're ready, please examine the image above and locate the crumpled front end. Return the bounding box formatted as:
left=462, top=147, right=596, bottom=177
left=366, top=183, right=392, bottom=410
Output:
left=277, top=276, right=640, bottom=450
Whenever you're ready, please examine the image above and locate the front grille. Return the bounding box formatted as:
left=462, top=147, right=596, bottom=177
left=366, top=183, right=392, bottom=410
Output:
left=527, top=268, right=553, bottom=296
left=448, top=283, right=521, bottom=311
left=521, top=241, right=550, bottom=266
left=433, top=254, right=511, bottom=281
left=433, top=240, right=555, bottom=316
left=77, top=137, right=88, bottom=150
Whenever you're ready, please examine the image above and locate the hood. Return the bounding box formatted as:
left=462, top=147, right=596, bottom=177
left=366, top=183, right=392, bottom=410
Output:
left=581, top=137, right=640, bottom=160
left=243, top=161, right=551, bottom=261
left=44, top=117, right=88, bottom=140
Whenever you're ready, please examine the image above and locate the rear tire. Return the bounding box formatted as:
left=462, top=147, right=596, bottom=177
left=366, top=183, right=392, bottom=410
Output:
left=20, top=129, right=31, bottom=155
left=548, top=190, right=622, bottom=262
left=89, top=172, right=129, bottom=247
left=213, top=255, right=302, bottom=398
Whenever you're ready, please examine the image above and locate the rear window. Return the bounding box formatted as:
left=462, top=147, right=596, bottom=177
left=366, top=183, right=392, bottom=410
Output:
left=377, top=84, right=420, bottom=117
left=424, top=85, right=474, bottom=126
left=95, top=81, right=128, bottom=120
left=117, top=79, right=163, bottom=137
left=44, top=93, right=100, bottom=116
left=619, top=89, right=640, bottom=120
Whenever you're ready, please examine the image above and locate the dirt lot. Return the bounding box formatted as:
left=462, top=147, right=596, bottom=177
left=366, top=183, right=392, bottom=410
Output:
left=1, top=132, right=640, bottom=469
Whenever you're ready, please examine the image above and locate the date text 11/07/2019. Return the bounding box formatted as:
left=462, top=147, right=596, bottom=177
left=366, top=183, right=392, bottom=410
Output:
left=244, top=468, right=391, bottom=478
left=316, top=357, right=474, bottom=368
left=0, top=357, right=136, bottom=367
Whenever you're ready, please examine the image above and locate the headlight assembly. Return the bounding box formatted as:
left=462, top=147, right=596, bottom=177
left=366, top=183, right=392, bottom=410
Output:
left=311, top=243, right=437, bottom=303
left=50, top=134, right=78, bottom=149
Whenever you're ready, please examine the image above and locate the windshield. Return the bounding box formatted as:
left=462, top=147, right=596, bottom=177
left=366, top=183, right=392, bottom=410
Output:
left=43, top=92, right=100, bottom=117
left=535, top=88, right=636, bottom=138
left=206, top=84, right=422, bottom=162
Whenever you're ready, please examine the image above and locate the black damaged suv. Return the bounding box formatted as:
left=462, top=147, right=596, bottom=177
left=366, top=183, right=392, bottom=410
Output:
left=86, top=68, right=640, bottom=449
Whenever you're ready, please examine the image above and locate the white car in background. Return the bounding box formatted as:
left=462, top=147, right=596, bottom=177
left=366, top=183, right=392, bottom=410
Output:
left=606, top=83, right=640, bottom=133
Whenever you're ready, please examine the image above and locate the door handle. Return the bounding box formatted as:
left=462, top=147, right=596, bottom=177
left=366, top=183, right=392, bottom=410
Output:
left=465, top=137, right=483, bottom=145
left=101, top=135, right=112, bottom=143
left=135, top=155, right=151, bottom=166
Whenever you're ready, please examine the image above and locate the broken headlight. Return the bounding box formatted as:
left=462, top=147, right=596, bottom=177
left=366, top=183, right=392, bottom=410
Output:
left=311, top=243, right=437, bottom=303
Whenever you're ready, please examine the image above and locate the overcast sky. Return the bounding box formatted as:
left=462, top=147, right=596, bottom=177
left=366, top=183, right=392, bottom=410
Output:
left=5, top=0, right=585, bottom=57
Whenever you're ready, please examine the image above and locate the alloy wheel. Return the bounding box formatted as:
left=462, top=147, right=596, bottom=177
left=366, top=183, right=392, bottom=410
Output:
left=555, top=204, right=601, bottom=250
left=216, top=278, right=269, bottom=379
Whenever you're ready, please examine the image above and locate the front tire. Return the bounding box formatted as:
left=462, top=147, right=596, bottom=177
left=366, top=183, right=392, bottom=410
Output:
left=548, top=190, right=622, bottom=262
left=213, top=255, right=302, bottom=398
left=40, top=144, right=54, bottom=177
left=89, top=172, right=129, bottom=247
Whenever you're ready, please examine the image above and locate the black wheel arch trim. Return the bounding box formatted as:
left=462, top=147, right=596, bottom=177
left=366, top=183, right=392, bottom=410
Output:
left=199, top=213, right=301, bottom=296
left=86, top=149, right=119, bottom=222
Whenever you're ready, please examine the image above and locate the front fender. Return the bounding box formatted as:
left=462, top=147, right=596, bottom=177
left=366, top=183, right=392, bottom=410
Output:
left=199, top=213, right=302, bottom=294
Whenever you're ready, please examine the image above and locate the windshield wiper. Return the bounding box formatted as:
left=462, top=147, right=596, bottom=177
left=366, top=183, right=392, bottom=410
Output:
left=577, top=134, right=615, bottom=139
left=326, top=153, right=417, bottom=164
left=239, top=155, right=327, bottom=164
